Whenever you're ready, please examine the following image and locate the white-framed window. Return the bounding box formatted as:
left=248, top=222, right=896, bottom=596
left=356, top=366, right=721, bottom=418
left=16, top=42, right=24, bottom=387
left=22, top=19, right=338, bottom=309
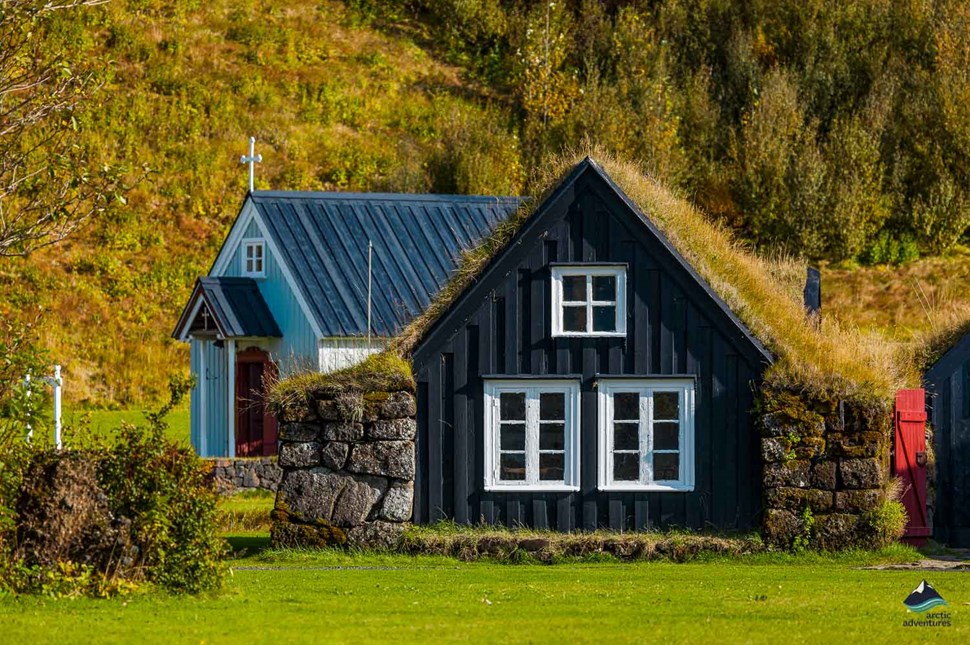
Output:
left=483, top=379, right=581, bottom=491
left=550, top=265, right=626, bottom=337
left=242, top=239, right=265, bottom=277
left=597, top=379, right=695, bottom=492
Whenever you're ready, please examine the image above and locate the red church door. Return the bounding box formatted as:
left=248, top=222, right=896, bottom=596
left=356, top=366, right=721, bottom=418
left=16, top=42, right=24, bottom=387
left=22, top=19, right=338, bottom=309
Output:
left=235, top=347, right=278, bottom=457
left=893, top=389, right=931, bottom=545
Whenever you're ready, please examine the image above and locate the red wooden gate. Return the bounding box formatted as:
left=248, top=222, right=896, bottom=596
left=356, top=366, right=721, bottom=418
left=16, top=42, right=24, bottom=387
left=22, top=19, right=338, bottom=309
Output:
left=235, top=347, right=278, bottom=457
left=893, top=389, right=931, bottom=545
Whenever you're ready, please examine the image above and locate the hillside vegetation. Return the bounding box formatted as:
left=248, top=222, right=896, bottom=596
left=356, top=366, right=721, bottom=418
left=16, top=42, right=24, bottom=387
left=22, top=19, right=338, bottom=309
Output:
left=0, top=0, right=523, bottom=406
left=4, top=0, right=970, bottom=407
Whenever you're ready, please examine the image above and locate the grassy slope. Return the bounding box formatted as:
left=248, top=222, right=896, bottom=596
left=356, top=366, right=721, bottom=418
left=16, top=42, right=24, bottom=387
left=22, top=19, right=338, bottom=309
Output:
left=825, top=252, right=970, bottom=341
left=1, top=549, right=964, bottom=643
left=4, top=0, right=518, bottom=408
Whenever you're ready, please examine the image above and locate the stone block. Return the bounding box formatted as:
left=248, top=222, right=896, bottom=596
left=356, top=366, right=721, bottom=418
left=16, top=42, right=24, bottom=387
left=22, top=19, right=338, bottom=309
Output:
left=277, top=467, right=387, bottom=526
left=242, top=470, right=259, bottom=488
left=812, top=513, right=859, bottom=550
left=379, top=481, right=414, bottom=522
left=368, top=418, right=417, bottom=441
left=380, top=392, right=417, bottom=419
left=834, top=489, right=881, bottom=512
left=279, top=423, right=320, bottom=443
left=762, top=509, right=801, bottom=548
left=793, top=437, right=826, bottom=460
left=320, top=441, right=350, bottom=470
left=347, top=441, right=416, bottom=480
left=763, top=460, right=811, bottom=488
left=278, top=441, right=321, bottom=468
left=760, top=411, right=825, bottom=438
left=761, top=437, right=791, bottom=463
left=827, top=433, right=882, bottom=459
left=810, top=460, right=837, bottom=490
left=320, top=422, right=364, bottom=442
left=331, top=475, right=389, bottom=526
left=763, top=487, right=833, bottom=513
left=347, top=520, right=405, bottom=550
left=317, top=392, right=364, bottom=421
left=839, top=458, right=883, bottom=489
left=270, top=521, right=347, bottom=549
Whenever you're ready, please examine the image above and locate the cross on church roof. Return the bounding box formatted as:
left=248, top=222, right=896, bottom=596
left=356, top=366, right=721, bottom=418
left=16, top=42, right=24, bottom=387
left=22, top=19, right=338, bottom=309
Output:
left=240, top=136, right=262, bottom=192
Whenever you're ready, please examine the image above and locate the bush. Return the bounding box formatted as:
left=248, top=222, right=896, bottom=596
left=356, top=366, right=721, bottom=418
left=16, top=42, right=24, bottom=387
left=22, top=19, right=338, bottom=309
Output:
left=0, top=376, right=225, bottom=596
left=860, top=499, right=908, bottom=549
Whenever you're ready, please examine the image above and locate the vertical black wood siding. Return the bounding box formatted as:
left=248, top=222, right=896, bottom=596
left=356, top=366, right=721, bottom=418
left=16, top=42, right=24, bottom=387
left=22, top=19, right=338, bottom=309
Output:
left=926, top=348, right=970, bottom=547
left=412, top=170, right=768, bottom=531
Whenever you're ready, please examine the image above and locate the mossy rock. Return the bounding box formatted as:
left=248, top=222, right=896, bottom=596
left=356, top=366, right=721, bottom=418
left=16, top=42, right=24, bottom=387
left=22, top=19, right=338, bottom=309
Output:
left=762, top=509, right=801, bottom=548
left=764, top=487, right=834, bottom=513
left=270, top=520, right=348, bottom=549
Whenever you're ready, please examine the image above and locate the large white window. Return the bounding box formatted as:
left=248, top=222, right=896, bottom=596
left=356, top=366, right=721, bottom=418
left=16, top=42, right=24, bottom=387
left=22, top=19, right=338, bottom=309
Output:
left=484, top=380, right=581, bottom=491
left=550, top=265, right=626, bottom=337
left=242, top=239, right=265, bottom=277
left=597, top=379, right=695, bottom=491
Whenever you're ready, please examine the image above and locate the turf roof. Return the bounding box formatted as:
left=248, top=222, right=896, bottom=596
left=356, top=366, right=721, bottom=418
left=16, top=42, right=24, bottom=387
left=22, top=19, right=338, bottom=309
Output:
left=391, top=151, right=915, bottom=401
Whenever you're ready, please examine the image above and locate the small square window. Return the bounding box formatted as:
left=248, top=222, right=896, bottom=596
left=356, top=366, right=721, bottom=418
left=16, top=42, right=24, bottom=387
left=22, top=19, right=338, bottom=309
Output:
left=484, top=380, right=581, bottom=491
left=597, top=379, right=695, bottom=492
left=241, top=240, right=265, bottom=277
left=551, top=266, right=626, bottom=337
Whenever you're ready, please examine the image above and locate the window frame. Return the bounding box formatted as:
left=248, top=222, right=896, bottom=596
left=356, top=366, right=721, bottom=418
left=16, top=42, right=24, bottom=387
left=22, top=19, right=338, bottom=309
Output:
left=241, top=239, right=266, bottom=278
left=596, top=378, right=695, bottom=492
left=550, top=264, right=627, bottom=337
left=483, top=379, right=582, bottom=492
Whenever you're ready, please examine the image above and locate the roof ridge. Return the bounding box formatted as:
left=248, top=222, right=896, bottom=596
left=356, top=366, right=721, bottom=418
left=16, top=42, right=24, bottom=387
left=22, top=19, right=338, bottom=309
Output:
left=250, top=190, right=528, bottom=203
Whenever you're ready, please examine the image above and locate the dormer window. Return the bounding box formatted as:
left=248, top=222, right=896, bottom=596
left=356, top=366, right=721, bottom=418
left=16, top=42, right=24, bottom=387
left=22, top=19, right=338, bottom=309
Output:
left=550, top=265, right=626, bottom=337
left=242, top=240, right=265, bottom=277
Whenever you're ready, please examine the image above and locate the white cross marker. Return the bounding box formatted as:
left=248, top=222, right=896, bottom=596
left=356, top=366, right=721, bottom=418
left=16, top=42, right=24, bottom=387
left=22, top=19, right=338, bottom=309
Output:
left=240, top=136, right=262, bottom=192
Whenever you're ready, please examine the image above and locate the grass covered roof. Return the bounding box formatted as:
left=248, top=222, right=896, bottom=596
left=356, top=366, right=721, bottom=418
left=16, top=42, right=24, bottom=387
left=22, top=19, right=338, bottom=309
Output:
left=390, top=149, right=917, bottom=402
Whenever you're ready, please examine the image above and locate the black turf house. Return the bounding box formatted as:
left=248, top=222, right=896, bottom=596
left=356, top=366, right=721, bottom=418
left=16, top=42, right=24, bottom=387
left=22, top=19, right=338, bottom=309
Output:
left=410, top=159, right=774, bottom=532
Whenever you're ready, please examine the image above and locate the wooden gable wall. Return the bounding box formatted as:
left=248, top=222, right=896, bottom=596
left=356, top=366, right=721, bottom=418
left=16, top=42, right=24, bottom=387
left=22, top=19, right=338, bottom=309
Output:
left=411, top=166, right=770, bottom=532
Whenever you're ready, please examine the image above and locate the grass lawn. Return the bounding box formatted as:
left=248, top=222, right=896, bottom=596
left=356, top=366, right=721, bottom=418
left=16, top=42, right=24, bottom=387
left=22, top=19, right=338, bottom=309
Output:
left=1, top=539, right=966, bottom=643
left=60, top=407, right=191, bottom=446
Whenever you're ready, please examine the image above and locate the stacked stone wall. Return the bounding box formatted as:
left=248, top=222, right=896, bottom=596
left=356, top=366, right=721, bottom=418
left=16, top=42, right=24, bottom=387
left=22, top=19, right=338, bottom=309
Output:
left=206, top=457, right=281, bottom=494
left=760, top=388, right=894, bottom=549
left=271, top=390, right=416, bottom=549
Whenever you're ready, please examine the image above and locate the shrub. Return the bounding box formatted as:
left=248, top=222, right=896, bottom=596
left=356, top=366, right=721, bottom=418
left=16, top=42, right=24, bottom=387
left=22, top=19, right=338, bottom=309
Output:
left=0, top=376, right=226, bottom=596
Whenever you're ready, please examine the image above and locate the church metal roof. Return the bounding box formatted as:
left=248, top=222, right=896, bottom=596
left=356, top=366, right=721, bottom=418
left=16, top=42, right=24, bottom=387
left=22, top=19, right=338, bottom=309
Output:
left=250, top=191, right=526, bottom=337
left=173, top=277, right=282, bottom=340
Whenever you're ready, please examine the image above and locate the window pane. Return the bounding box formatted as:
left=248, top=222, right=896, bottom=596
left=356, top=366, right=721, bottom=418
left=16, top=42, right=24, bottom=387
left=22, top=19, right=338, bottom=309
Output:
left=613, top=453, right=640, bottom=481
left=614, top=392, right=639, bottom=420
left=654, top=392, right=679, bottom=420
left=539, top=453, right=564, bottom=481
left=654, top=453, right=679, bottom=481
left=540, top=423, right=564, bottom=450
left=614, top=422, right=639, bottom=450
left=592, top=305, right=616, bottom=332
left=246, top=245, right=253, bottom=258
left=562, top=275, right=586, bottom=301
left=562, top=305, right=587, bottom=332
left=500, top=424, right=525, bottom=451
left=540, top=392, right=564, bottom=420
left=254, top=244, right=262, bottom=259
left=500, top=453, right=526, bottom=480
left=592, top=275, right=616, bottom=301
left=500, top=392, right=525, bottom=420
left=654, top=423, right=679, bottom=450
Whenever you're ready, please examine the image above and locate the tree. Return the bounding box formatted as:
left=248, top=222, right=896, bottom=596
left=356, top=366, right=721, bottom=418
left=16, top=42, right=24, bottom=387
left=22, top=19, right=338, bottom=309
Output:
left=0, top=0, right=120, bottom=258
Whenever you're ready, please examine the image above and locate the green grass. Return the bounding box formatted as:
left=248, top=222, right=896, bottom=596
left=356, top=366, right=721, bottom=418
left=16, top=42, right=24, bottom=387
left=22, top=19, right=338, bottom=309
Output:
left=217, top=489, right=275, bottom=535
left=0, top=545, right=965, bottom=643
left=58, top=407, right=190, bottom=446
